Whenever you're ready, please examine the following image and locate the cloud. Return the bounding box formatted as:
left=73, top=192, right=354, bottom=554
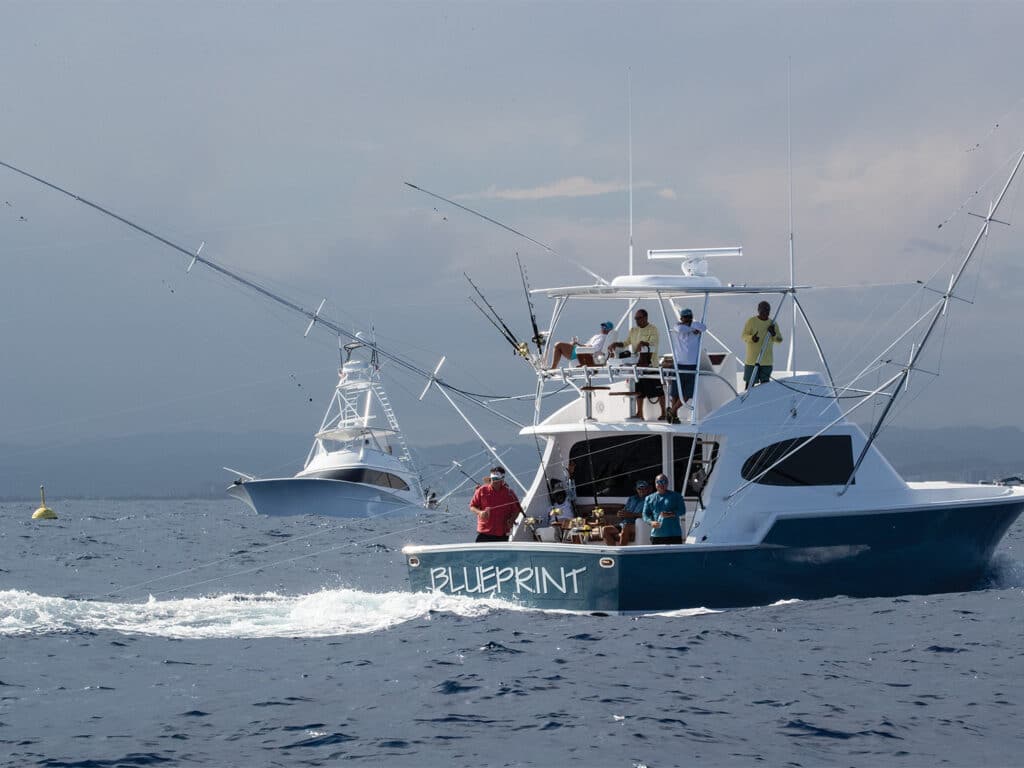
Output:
left=657, top=188, right=677, bottom=200
left=467, top=176, right=657, bottom=201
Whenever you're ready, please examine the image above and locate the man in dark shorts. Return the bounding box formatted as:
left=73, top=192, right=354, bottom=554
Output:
left=668, top=308, right=707, bottom=422
left=608, top=309, right=665, bottom=420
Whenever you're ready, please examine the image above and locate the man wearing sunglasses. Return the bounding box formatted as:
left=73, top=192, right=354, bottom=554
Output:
left=607, top=309, right=666, bottom=420
left=470, top=467, right=522, bottom=542
left=642, top=473, right=685, bottom=545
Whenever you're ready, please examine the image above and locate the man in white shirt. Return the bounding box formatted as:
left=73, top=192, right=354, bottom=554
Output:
left=668, top=308, right=707, bottom=422
left=548, top=321, right=617, bottom=368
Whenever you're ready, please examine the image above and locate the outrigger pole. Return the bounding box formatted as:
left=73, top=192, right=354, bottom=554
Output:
left=0, top=159, right=505, bottom=409
left=839, top=147, right=1024, bottom=495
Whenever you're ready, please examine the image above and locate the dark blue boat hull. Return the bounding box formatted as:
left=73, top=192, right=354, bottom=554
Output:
left=405, top=501, right=1024, bottom=611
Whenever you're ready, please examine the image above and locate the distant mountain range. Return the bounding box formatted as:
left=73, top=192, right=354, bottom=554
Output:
left=1, top=426, right=1022, bottom=500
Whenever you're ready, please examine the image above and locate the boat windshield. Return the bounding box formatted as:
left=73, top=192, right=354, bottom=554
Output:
left=304, top=468, right=411, bottom=491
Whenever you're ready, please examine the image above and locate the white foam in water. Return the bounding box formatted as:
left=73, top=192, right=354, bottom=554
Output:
left=984, top=554, right=1024, bottom=589
left=645, top=607, right=721, bottom=618
left=0, top=588, right=518, bottom=639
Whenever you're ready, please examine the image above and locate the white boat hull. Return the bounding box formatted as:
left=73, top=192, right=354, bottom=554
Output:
left=227, top=477, right=421, bottom=518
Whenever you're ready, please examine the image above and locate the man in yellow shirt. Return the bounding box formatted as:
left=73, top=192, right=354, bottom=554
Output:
left=608, top=308, right=666, bottom=420
left=741, top=301, right=783, bottom=389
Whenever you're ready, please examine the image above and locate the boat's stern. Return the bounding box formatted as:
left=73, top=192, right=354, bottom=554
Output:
left=403, top=542, right=623, bottom=612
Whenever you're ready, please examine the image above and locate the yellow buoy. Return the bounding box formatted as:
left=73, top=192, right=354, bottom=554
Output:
left=32, top=484, right=57, bottom=520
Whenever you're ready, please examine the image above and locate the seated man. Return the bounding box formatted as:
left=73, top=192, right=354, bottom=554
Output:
left=548, top=489, right=571, bottom=525
left=606, top=309, right=665, bottom=420
left=549, top=321, right=617, bottom=368
left=603, top=478, right=652, bottom=545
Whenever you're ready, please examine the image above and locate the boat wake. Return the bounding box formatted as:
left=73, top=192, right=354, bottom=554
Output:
left=1, top=587, right=736, bottom=639
left=0, top=588, right=522, bottom=640
left=980, top=554, right=1024, bottom=590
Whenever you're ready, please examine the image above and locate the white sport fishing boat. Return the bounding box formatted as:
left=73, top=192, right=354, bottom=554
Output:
left=228, top=340, right=434, bottom=517
left=403, top=149, right=1024, bottom=612
left=0, top=159, right=501, bottom=520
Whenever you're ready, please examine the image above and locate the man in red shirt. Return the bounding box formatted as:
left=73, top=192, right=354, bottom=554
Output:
left=470, top=467, right=522, bottom=542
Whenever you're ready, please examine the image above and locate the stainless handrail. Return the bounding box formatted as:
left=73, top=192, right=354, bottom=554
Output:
left=540, top=364, right=739, bottom=398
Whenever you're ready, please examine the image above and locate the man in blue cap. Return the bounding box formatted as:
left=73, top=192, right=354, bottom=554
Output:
left=668, top=307, right=707, bottom=422
left=603, top=477, right=653, bottom=545
left=548, top=320, right=617, bottom=368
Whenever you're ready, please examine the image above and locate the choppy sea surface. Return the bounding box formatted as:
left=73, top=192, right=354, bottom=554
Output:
left=1, top=499, right=1022, bottom=767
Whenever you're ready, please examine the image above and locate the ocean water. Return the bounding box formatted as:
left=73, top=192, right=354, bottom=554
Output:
left=1, top=499, right=1022, bottom=767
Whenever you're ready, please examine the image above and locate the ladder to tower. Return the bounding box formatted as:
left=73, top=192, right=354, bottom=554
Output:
left=373, top=380, right=425, bottom=502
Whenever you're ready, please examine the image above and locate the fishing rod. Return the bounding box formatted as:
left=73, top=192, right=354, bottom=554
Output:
left=404, top=180, right=609, bottom=285
left=516, top=253, right=545, bottom=358
left=468, top=296, right=520, bottom=351
left=0, top=158, right=511, bottom=404
left=464, top=271, right=530, bottom=361
left=464, top=272, right=520, bottom=346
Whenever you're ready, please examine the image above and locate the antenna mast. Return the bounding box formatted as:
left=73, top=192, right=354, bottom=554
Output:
left=628, top=68, right=635, bottom=276
left=786, top=58, right=797, bottom=373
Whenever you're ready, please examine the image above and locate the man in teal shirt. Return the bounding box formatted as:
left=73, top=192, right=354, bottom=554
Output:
left=642, top=474, right=685, bottom=544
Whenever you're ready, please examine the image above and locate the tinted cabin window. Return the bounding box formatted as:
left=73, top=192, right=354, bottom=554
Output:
left=672, top=437, right=719, bottom=497
left=308, top=468, right=410, bottom=490
left=741, top=435, right=854, bottom=486
left=570, top=436, right=662, bottom=499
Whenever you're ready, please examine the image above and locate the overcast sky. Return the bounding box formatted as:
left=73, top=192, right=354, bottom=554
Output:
left=3, top=1, right=1024, bottom=470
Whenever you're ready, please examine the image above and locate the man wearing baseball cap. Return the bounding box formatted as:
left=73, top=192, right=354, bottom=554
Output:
left=604, top=478, right=654, bottom=545
left=668, top=308, right=707, bottom=422
left=470, top=466, right=523, bottom=542
left=548, top=320, right=617, bottom=368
